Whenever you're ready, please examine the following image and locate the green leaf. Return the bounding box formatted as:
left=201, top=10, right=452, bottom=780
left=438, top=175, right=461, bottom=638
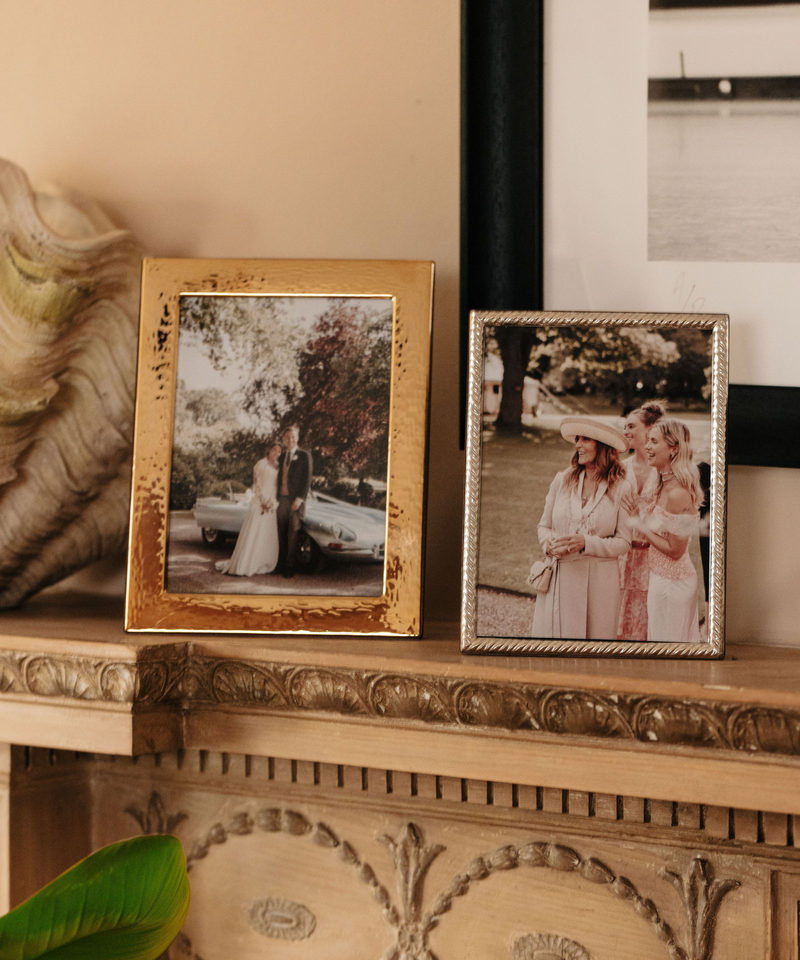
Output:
left=0, top=835, right=190, bottom=960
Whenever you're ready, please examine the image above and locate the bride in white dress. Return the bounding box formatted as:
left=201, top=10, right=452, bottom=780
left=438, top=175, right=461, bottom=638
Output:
left=216, top=443, right=281, bottom=577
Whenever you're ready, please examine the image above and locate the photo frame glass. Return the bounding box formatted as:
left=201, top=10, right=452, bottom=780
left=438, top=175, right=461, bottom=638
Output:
left=167, top=293, right=392, bottom=599
left=461, top=311, right=727, bottom=658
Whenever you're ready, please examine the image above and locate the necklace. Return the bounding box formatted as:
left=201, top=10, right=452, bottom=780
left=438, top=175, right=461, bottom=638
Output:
left=660, top=471, right=676, bottom=482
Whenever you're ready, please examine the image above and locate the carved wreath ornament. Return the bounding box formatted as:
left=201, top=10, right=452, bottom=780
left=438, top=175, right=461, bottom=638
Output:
left=152, top=800, right=739, bottom=960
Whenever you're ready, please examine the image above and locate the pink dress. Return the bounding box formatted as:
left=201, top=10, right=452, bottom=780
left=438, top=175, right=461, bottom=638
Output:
left=616, top=459, right=658, bottom=642
left=646, top=505, right=701, bottom=644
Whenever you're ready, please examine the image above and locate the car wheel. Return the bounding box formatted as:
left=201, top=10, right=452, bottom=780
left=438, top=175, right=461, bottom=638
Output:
left=296, top=530, right=325, bottom=573
left=201, top=527, right=226, bottom=547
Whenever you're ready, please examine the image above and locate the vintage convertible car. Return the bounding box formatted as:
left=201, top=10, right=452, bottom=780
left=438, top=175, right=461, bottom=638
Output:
left=192, top=487, right=386, bottom=570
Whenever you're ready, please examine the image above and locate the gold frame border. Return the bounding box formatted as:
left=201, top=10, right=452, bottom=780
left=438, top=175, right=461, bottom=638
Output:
left=125, top=258, right=433, bottom=636
left=461, top=310, right=728, bottom=659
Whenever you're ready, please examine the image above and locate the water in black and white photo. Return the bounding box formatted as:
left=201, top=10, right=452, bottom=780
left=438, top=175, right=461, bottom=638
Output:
left=649, top=1, right=800, bottom=262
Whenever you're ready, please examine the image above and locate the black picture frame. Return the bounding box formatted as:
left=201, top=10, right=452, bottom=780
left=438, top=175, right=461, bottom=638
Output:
left=460, top=0, right=800, bottom=468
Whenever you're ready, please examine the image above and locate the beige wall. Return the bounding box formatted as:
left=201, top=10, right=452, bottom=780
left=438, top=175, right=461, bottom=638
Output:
left=1, top=0, right=463, bottom=620
left=727, top=466, right=800, bottom=645
left=3, top=0, right=797, bottom=643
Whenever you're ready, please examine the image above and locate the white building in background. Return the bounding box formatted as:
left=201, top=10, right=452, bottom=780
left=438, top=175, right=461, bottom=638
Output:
left=483, top=353, right=540, bottom=420
left=483, top=353, right=503, bottom=417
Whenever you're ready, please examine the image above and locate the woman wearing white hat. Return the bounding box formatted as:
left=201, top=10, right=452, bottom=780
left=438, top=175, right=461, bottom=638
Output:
left=532, top=416, right=632, bottom=641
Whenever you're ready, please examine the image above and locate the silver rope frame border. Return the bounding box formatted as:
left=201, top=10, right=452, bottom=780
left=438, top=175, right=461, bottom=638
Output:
left=460, top=310, right=728, bottom=659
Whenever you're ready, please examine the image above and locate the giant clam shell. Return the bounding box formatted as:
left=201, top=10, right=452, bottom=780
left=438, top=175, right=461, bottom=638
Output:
left=0, top=158, right=143, bottom=607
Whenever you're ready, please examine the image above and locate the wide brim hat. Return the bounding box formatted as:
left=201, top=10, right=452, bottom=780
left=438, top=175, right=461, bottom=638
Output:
left=560, top=416, right=627, bottom=453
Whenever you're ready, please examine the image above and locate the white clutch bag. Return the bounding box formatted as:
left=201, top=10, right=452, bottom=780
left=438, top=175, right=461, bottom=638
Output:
left=527, top=556, right=556, bottom=594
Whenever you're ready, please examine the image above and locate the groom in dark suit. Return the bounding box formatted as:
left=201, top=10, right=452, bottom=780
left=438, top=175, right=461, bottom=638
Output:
left=276, top=424, right=312, bottom=578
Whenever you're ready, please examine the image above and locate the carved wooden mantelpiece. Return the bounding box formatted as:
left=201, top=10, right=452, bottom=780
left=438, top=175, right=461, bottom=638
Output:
left=5, top=597, right=800, bottom=814
left=11, top=746, right=800, bottom=960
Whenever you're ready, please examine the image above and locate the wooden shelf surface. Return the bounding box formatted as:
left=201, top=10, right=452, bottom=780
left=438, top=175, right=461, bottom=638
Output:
left=1, top=593, right=799, bottom=707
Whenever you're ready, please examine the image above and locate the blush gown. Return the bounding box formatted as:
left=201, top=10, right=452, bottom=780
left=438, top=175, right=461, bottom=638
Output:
left=645, top=504, right=702, bottom=643
left=216, top=460, right=280, bottom=577
left=616, top=459, right=658, bottom=642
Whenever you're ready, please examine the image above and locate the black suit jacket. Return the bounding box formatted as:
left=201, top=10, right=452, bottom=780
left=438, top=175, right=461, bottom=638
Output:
left=279, top=447, right=312, bottom=504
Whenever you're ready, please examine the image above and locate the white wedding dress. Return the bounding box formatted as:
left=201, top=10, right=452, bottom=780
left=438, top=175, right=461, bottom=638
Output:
left=216, top=459, right=280, bottom=577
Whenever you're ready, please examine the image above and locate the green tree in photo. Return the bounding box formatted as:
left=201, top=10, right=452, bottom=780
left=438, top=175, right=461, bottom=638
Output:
left=660, top=327, right=713, bottom=406
left=268, top=301, right=393, bottom=487
left=180, top=295, right=303, bottom=412
left=493, top=326, right=540, bottom=432
left=488, top=323, right=710, bottom=428
left=170, top=297, right=393, bottom=506
left=170, top=382, right=254, bottom=509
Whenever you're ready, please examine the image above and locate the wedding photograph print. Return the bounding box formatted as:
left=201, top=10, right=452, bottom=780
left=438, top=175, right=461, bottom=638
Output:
left=126, top=258, right=433, bottom=636
left=166, top=294, right=391, bottom=599
left=461, top=311, right=728, bottom=659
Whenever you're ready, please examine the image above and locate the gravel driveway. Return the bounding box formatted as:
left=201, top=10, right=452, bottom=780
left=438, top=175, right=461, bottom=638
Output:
left=165, top=511, right=384, bottom=597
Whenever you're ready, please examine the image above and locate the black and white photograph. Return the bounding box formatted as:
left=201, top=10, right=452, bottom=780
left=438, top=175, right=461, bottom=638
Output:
left=462, top=312, right=727, bottom=658
left=649, top=0, right=800, bottom=262
left=165, top=294, right=392, bottom=598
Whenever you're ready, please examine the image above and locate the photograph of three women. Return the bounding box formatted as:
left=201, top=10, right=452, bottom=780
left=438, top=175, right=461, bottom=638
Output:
left=473, top=319, right=721, bottom=649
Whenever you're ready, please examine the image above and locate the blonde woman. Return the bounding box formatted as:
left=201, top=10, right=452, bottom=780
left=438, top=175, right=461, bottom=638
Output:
left=633, top=419, right=704, bottom=643
left=532, top=417, right=632, bottom=641
left=617, top=400, right=666, bottom=641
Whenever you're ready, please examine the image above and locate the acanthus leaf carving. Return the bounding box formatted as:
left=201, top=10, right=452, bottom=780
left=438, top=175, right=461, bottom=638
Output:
left=0, top=657, right=24, bottom=693
left=125, top=791, right=187, bottom=836
left=11, top=652, right=137, bottom=702
left=99, top=662, right=137, bottom=702
left=727, top=706, right=800, bottom=754
left=379, top=822, right=445, bottom=925
left=370, top=675, right=453, bottom=723
left=633, top=698, right=726, bottom=748
left=540, top=690, right=633, bottom=740
left=287, top=667, right=368, bottom=714
left=11, top=646, right=800, bottom=761
left=454, top=682, right=535, bottom=730
left=136, top=659, right=172, bottom=702
left=210, top=661, right=287, bottom=706
left=660, top=857, right=740, bottom=960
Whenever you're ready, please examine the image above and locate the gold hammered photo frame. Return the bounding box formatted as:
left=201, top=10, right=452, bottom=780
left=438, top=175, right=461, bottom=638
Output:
left=461, top=311, right=728, bottom=659
left=125, top=258, right=433, bottom=636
